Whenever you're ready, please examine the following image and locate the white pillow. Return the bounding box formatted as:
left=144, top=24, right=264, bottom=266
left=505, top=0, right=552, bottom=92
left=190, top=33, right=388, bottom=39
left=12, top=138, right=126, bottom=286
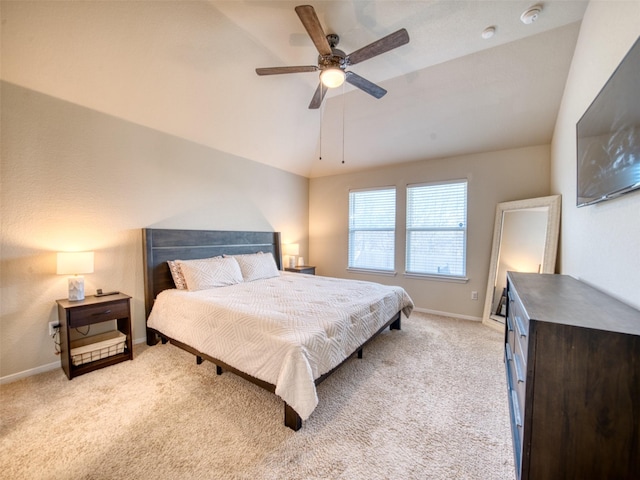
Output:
left=176, top=256, right=243, bottom=291
left=231, top=252, right=280, bottom=282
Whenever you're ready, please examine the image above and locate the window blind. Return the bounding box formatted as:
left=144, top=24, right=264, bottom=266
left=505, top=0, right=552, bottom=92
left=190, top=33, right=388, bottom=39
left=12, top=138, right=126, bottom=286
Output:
left=406, top=180, right=467, bottom=277
left=348, top=188, right=396, bottom=271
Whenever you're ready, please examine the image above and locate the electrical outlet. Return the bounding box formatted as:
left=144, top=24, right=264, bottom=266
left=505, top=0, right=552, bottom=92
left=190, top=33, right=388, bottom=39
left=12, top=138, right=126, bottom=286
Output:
left=471, top=291, right=478, bottom=300
left=48, top=321, right=60, bottom=336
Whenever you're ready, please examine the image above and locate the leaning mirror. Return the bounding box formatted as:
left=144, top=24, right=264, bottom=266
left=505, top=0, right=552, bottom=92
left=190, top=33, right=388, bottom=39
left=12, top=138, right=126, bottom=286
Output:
left=482, top=195, right=561, bottom=331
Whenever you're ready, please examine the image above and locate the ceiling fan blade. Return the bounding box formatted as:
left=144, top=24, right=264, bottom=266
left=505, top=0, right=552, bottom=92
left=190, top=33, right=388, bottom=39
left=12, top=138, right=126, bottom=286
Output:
left=295, top=5, right=332, bottom=56
left=345, top=71, right=387, bottom=99
left=308, top=83, right=328, bottom=109
left=346, top=28, right=410, bottom=66
left=256, top=66, right=318, bottom=76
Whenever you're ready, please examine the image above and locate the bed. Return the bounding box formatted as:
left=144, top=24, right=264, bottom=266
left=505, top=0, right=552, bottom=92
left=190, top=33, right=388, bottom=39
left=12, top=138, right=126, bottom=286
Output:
left=142, top=228, right=414, bottom=430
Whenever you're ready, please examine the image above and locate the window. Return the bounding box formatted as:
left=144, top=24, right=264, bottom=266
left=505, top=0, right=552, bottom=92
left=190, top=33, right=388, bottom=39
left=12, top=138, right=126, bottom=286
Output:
left=406, top=180, right=468, bottom=278
left=348, top=187, right=396, bottom=272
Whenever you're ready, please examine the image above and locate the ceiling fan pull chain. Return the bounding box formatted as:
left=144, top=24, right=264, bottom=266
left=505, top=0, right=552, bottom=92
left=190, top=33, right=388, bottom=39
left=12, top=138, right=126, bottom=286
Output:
left=319, top=92, right=323, bottom=161
left=342, top=83, right=346, bottom=164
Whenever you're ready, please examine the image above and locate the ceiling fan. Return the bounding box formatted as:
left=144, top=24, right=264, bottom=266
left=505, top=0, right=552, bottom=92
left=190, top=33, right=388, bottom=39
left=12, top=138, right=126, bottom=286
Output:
left=256, top=5, right=410, bottom=109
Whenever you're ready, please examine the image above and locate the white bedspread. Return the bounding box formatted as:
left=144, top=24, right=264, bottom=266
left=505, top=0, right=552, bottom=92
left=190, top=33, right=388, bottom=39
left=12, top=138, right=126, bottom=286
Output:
left=147, top=272, right=414, bottom=420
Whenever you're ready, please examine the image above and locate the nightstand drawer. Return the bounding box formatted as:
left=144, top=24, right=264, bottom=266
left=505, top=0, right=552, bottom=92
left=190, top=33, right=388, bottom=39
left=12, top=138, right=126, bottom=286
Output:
left=68, top=300, right=129, bottom=328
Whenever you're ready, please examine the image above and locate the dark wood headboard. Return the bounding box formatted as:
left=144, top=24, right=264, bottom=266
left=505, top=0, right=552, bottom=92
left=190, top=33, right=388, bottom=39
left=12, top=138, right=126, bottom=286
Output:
left=142, top=229, right=282, bottom=319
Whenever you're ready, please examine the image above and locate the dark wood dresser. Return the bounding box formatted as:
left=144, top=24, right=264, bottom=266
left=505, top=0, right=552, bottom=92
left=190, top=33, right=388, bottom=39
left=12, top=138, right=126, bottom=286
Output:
left=505, top=272, right=640, bottom=480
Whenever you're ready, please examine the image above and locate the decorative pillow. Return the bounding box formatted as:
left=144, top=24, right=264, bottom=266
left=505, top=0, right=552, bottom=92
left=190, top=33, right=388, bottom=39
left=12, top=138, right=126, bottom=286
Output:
left=167, top=260, right=187, bottom=290
left=176, top=256, right=243, bottom=291
left=231, top=252, right=280, bottom=282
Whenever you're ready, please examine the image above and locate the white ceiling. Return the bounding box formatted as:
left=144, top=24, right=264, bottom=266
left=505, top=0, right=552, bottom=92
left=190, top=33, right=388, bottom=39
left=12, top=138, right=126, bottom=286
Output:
left=1, top=0, right=588, bottom=178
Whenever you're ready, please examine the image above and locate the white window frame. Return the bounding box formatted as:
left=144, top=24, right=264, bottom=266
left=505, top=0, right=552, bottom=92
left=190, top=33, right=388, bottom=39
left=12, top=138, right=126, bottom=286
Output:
left=347, top=187, right=396, bottom=274
left=405, top=180, right=468, bottom=282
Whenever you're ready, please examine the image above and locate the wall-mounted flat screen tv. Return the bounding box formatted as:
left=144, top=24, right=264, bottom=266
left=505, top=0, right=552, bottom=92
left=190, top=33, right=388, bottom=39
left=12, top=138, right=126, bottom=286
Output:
left=577, top=36, right=640, bottom=207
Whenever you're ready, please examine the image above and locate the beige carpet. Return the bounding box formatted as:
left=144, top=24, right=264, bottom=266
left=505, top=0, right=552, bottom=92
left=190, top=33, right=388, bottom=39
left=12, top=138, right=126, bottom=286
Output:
left=0, top=312, right=514, bottom=479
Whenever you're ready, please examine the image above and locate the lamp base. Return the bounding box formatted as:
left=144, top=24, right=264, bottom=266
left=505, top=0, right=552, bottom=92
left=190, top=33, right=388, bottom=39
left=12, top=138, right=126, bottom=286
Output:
left=288, top=256, right=296, bottom=268
left=68, top=276, right=85, bottom=301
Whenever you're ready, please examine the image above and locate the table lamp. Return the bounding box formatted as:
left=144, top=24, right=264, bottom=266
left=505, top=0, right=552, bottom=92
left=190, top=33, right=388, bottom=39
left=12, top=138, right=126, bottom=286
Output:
left=57, top=251, right=94, bottom=301
left=284, top=244, right=299, bottom=268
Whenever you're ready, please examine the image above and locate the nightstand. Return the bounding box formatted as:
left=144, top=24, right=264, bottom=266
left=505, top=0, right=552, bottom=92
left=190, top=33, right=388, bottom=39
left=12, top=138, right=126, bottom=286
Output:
left=56, top=293, right=133, bottom=379
left=285, top=266, right=316, bottom=275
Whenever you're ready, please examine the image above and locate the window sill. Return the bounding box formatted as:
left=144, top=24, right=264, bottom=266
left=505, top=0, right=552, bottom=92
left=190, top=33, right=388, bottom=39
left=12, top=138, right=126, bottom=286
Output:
left=403, top=272, right=469, bottom=283
left=346, top=268, right=397, bottom=277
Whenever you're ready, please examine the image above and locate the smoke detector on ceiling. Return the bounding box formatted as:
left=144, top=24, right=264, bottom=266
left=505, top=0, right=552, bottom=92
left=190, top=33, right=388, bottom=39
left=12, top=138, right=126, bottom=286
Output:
left=520, top=5, right=542, bottom=25
left=481, top=26, right=496, bottom=39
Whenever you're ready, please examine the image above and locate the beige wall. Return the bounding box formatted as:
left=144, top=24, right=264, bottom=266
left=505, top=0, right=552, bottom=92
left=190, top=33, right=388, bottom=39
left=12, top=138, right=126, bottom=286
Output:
left=309, top=145, right=551, bottom=319
left=551, top=1, right=640, bottom=310
left=0, top=82, right=309, bottom=381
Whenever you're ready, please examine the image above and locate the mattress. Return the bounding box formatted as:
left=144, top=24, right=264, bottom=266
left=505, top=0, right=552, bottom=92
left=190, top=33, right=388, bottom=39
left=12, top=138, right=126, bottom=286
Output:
left=147, top=272, right=414, bottom=420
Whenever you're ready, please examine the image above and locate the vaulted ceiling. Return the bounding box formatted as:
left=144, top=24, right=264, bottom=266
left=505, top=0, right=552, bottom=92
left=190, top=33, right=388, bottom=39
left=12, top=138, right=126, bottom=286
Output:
left=1, top=0, right=588, bottom=178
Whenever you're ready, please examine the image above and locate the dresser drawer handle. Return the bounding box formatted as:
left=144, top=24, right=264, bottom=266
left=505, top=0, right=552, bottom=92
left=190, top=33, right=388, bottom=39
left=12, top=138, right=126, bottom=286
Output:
left=514, top=353, right=525, bottom=384
left=92, top=309, right=111, bottom=316
left=505, top=343, right=513, bottom=361
left=511, top=390, right=522, bottom=427
left=515, top=315, right=527, bottom=338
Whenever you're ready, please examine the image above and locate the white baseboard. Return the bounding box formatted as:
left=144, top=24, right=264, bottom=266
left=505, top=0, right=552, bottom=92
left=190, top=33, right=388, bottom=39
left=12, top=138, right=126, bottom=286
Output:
left=412, top=306, right=482, bottom=322
left=1, top=336, right=149, bottom=385
left=0, top=360, right=61, bottom=385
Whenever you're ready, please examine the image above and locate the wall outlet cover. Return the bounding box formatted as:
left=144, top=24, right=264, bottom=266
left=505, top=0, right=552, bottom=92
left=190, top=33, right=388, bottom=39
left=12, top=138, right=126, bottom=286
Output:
left=48, top=321, right=60, bottom=336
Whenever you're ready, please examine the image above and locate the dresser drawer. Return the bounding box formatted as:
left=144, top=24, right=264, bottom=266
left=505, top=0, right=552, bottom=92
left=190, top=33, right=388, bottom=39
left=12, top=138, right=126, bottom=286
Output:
left=506, top=342, right=526, bottom=427
left=508, top=291, right=529, bottom=360
left=505, top=351, right=523, bottom=475
left=68, top=300, right=129, bottom=328
left=506, top=315, right=516, bottom=352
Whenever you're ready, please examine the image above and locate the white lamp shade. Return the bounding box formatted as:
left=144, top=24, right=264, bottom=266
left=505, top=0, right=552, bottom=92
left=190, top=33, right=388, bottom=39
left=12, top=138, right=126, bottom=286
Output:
left=320, top=68, right=345, bottom=88
left=57, top=251, right=94, bottom=275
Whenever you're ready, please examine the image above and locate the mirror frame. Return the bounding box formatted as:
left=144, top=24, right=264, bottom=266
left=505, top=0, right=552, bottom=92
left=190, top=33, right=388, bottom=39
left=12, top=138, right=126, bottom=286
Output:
left=482, top=195, right=561, bottom=331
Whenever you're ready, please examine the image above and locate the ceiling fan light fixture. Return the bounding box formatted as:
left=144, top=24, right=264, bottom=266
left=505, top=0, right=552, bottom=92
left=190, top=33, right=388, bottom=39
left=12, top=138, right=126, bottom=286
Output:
left=320, top=68, right=345, bottom=88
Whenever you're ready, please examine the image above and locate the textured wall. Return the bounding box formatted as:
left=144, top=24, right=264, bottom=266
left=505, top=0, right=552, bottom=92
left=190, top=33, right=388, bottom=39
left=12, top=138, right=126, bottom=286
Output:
left=0, top=82, right=309, bottom=380
left=309, top=145, right=551, bottom=319
left=551, top=1, right=640, bottom=310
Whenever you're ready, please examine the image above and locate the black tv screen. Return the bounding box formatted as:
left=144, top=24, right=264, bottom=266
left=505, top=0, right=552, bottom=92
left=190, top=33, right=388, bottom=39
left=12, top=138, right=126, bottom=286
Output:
left=577, top=36, right=640, bottom=207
